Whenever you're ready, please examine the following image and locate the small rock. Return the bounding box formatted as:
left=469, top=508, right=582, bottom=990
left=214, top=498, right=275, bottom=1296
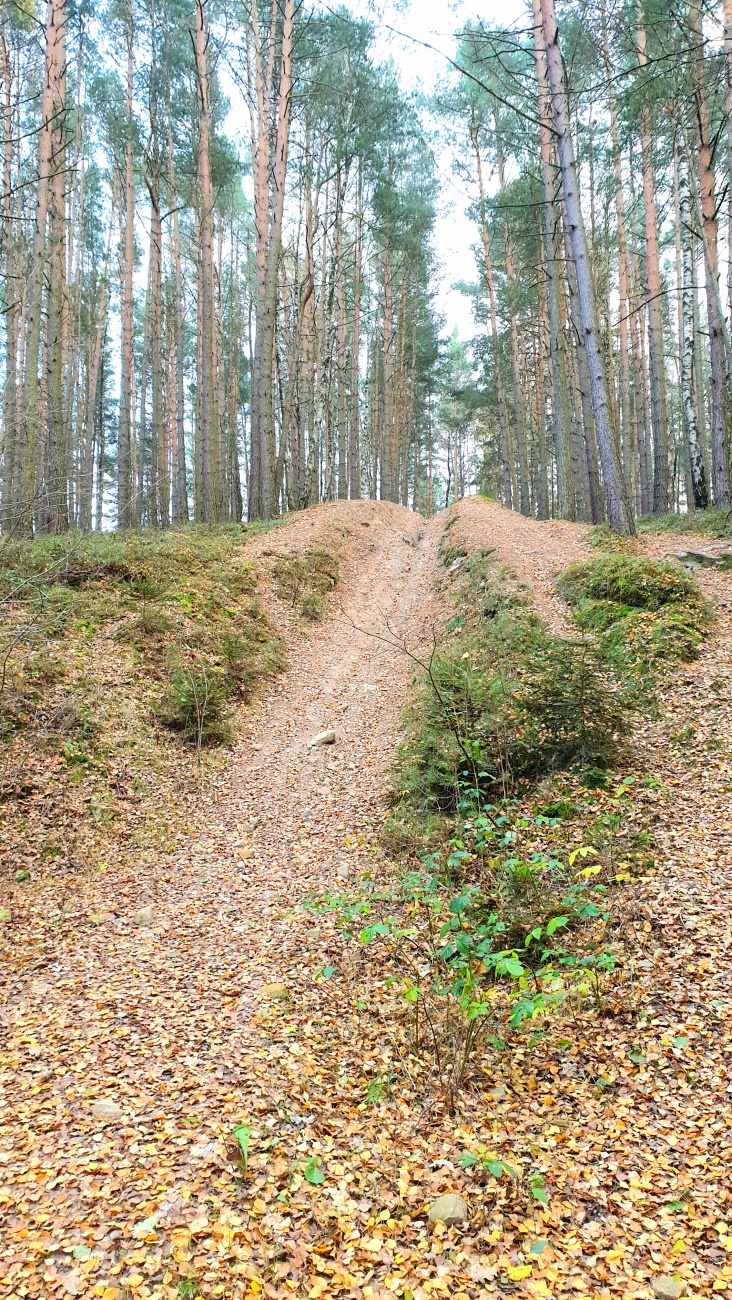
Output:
left=651, top=1278, right=685, bottom=1300
left=336, top=864, right=350, bottom=880
left=676, top=549, right=721, bottom=568
left=92, top=1099, right=123, bottom=1124
left=259, top=982, right=290, bottom=1002
left=135, top=906, right=154, bottom=926
left=309, top=729, right=336, bottom=748
left=428, top=1193, right=469, bottom=1227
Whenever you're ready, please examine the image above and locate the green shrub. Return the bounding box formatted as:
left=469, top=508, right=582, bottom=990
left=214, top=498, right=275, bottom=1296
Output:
left=116, top=607, right=174, bottom=646
left=218, top=626, right=284, bottom=700
left=394, top=556, right=627, bottom=817
left=516, top=638, right=626, bottom=774
left=557, top=556, right=712, bottom=672
left=300, top=591, right=326, bottom=621
left=156, top=665, right=234, bottom=748
left=588, top=522, right=630, bottom=553
left=314, top=828, right=619, bottom=1104
left=24, top=653, right=66, bottom=686
left=557, top=555, right=700, bottom=611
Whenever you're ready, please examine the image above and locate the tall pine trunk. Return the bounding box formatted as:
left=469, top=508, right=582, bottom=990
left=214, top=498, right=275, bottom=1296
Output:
left=193, top=0, right=217, bottom=522
left=532, top=0, right=572, bottom=519
left=678, top=144, right=709, bottom=508
left=248, top=0, right=295, bottom=520
left=19, top=0, right=62, bottom=531
left=637, top=9, right=669, bottom=514
left=541, top=0, right=634, bottom=534
left=471, top=121, right=513, bottom=509
left=118, top=6, right=135, bottom=526
left=688, top=0, right=730, bottom=506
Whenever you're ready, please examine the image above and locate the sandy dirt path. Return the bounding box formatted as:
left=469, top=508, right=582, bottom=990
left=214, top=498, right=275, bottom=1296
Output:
left=1, top=502, right=447, bottom=1300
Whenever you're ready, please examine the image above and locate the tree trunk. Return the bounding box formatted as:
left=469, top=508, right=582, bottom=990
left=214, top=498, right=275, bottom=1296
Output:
left=637, top=9, right=669, bottom=514
left=80, top=215, right=113, bottom=531
left=118, top=4, right=135, bottom=527
left=471, top=121, right=513, bottom=509
left=349, top=164, right=362, bottom=500
left=535, top=253, right=550, bottom=519
left=144, top=171, right=167, bottom=527
left=541, top=0, right=635, bottom=533
left=531, top=0, right=573, bottom=520
left=496, top=124, right=530, bottom=514
left=168, top=114, right=188, bottom=524
left=561, top=210, right=595, bottom=521
left=193, top=0, right=217, bottom=522
left=673, top=136, right=696, bottom=512
left=19, top=0, right=62, bottom=531
left=1, top=23, right=17, bottom=532
left=678, top=143, right=709, bottom=508
left=602, top=11, right=634, bottom=501
left=688, top=0, right=730, bottom=506
left=724, top=0, right=732, bottom=323
left=335, top=175, right=348, bottom=499
left=248, top=0, right=295, bottom=520
left=42, top=0, right=67, bottom=534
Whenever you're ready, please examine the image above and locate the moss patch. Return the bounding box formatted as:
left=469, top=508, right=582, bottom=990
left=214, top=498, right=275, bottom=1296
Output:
left=557, top=556, right=712, bottom=678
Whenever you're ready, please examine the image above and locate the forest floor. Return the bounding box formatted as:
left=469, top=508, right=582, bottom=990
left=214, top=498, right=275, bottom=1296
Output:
left=1, top=498, right=731, bottom=1300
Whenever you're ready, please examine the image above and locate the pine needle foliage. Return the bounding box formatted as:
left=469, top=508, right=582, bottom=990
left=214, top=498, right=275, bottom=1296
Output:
left=394, top=552, right=627, bottom=817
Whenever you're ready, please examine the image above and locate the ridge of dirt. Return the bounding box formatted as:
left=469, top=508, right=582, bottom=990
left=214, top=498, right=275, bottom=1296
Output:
left=1, top=498, right=730, bottom=1300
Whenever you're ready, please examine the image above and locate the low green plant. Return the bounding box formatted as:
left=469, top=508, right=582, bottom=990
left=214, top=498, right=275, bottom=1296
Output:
left=156, top=663, right=234, bottom=751
left=557, top=554, right=702, bottom=611
left=300, top=590, right=326, bottom=621
left=231, top=1124, right=251, bottom=1171
left=303, top=1155, right=325, bottom=1185
left=364, top=1069, right=393, bottom=1105
left=636, top=508, right=732, bottom=537
left=116, top=606, right=174, bottom=645
left=394, top=560, right=627, bottom=816
left=219, top=621, right=285, bottom=700
left=588, top=522, right=632, bottom=553
left=557, top=555, right=712, bottom=675
left=273, top=547, right=339, bottom=611
left=0, top=526, right=285, bottom=751
left=177, top=1280, right=201, bottom=1300
left=311, top=823, right=617, bottom=1109
left=460, top=1147, right=517, bottom=1182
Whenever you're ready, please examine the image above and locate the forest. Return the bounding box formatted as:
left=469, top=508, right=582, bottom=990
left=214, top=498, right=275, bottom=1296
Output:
left=3, top=0, right=732, bottom=536
left=2, top=3, right=732, bottom=1300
